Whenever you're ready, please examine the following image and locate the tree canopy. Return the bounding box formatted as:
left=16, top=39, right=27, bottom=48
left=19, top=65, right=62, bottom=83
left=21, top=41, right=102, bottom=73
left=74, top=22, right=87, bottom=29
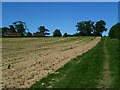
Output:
left=9, top=25, right=16, bottom=33
left=1, top=20, right=109, bottom=37
left=109, top=22, right=120, bottom=38
left=76, top=20, right=94, bottom=36
left=13, top=21, right=28, bottom=36
left=38, top=26, right=50, bottom=36
left=76, top=20, right=107, bottom=36
left=94, top=20, right=107, bottom=36
left=1, top=27, right=9, bottom=37
left=63, top=33, right=68, bottom=37
left=53, top=29, right=62, bottom=37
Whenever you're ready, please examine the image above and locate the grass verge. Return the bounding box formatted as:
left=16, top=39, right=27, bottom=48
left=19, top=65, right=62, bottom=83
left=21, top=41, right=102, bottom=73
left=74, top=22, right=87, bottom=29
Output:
left=105, top=38, right=118, bottom=88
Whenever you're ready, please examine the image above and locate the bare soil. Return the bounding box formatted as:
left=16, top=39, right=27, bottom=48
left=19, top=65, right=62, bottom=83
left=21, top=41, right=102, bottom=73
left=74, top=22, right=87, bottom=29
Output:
left=2, top=37, right=101, bottom=88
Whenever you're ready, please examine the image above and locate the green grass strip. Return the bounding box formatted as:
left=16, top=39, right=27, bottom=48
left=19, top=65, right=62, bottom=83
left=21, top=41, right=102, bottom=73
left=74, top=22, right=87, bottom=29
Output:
left=105, top=37, right=118, bottom=88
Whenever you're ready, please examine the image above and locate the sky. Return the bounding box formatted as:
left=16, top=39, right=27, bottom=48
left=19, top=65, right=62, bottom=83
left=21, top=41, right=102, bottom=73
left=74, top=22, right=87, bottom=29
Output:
left=118, top=1, right=120, bottom=22
left=1, top=0, right=120, bottom=2
left=2, top=2, right=118, bottom=36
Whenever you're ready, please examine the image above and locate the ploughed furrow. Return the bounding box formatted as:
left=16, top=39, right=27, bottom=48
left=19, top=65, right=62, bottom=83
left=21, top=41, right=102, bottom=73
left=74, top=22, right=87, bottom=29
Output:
left=2, top=37, right=100, bottom=88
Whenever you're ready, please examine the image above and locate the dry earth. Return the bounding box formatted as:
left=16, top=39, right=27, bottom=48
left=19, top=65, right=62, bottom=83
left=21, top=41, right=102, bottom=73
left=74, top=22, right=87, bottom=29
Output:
left=2, top=37, right=101, bottom=88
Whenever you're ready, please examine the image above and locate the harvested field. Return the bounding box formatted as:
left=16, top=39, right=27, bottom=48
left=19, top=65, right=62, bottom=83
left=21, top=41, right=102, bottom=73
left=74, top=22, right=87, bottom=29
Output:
left=2, top=37, right=101, bottom=88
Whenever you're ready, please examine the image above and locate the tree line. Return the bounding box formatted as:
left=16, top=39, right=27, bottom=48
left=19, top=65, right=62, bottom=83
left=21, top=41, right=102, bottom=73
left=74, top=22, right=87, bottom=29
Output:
left=0, top=20, right=107, bottom=37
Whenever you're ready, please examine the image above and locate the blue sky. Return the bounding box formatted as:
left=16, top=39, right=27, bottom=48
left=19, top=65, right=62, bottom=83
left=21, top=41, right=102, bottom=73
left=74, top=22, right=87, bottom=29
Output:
left=2, top=2, right=118, bottom=36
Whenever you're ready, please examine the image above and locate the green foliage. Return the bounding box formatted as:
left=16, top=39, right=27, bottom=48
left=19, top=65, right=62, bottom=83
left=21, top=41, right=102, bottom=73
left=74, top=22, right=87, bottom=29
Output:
left=63, top=33, right=71, bottom=37
left=105, top=38, right=118, bottom=88
left=9, top=25, right=16, bottom=33
left=38, top=26, right=50, bottom=36
left=13, top=21, right=28, bottom=36
left=109, top=23, right=120, bottom=38
left=63, top=33, right=68, bottom=37
left=1, top=27, right=9, bottom=37
left=1, top=21, right=28, bottom=37
left=94, top=20, right=107, bottom=36
left=76, top=20, right=107, bottom=36
left=2, top=27, right=9, bottom=33
left=53, top=29, right=62, bottom=37
left=76, top=20, right=94, bottom=36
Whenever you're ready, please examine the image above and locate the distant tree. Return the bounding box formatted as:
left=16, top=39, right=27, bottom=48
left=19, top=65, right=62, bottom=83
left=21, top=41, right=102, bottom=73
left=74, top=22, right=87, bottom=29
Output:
left=94, top=20, right=107, bottom=36
left=73, top=32, right=80, bottom=36
left=13, top=21, right=28, bottom=36
left=1, top=27, right=9, bottom=37
left=63, top=33, right=68, bottom=37
left=26, top=32, right=33, bottom=36
left=76, top=20, right=94, bottom=36
left=109, top=23, right=120, bottom=38
left=53, top=29, right=62, bottom=37
left=76, top=21, right=86, bottom=36
left=38, top=26, right=50, bottom=36
left=63, top=33, right=72, bottom=37
left=9, top=25, right=16, bottom=33
left=85, top=20, right=94, bottom=36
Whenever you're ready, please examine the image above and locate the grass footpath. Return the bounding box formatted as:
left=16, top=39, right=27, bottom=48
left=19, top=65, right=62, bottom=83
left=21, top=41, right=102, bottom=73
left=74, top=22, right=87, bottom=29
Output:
left=105, top=38, right=118, bottom=88
left=30, top=37, right=118, bottom=89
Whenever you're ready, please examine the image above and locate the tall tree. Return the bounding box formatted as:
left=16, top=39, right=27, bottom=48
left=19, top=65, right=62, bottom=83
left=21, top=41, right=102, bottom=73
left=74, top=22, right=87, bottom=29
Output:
left=85, top=20, right=94, bottom=36
left=1, top=27, right=9, bottom=36
left=76, top=21, right=86, bottom=35
left=53, top=29, right=62, bottom=37
left=38, top=26, right=49, bottom=36
left=94, top=20, right=107, bottom=36
left=13, top=21, right=28, bottom=36
left=63, top=33, right=68, bottom=37
left=76, top=20, right=94, bottom=36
